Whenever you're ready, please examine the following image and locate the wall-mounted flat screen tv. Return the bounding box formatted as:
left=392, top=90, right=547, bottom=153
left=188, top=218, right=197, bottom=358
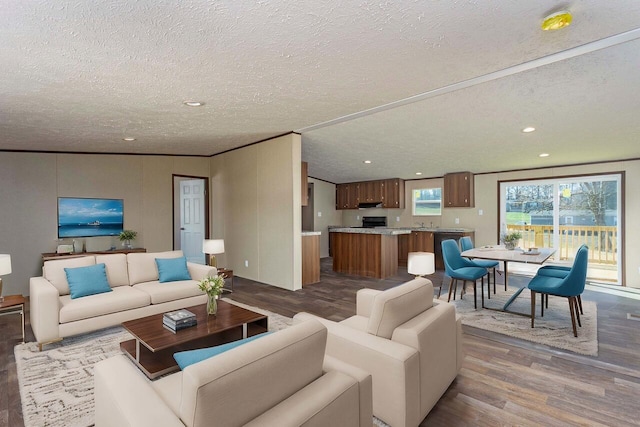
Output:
left=58, top=197, right=124, bottom=238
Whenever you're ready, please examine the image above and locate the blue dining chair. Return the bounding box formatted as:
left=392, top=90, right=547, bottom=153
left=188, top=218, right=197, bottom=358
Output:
left=441, top=239, right=489, bottom=309
left=533, top=245, right=587, bottom=315
left=460, top=236, right=500, bottom=296
left=527, top=245, right=588, bottom=337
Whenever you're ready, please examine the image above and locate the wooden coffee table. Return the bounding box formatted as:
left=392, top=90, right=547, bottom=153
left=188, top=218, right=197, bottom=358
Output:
left=120, top=300, right=268, bottom=379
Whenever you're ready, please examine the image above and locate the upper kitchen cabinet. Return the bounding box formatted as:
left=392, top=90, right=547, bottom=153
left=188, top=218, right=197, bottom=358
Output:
left=336, top=183, right=359, bottom=209
left=443, top=172, right=474, bottom=207
left=382, top=178, right=405, bottom=209
left=336, top=178, right=405, bottom=209
left=301, top=162, right=308, bottom=206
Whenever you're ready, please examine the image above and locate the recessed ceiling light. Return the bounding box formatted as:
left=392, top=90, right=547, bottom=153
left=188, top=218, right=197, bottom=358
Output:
left=415, top=172, right=423, bottom=175
left=541, top=10, right=572, bottom=31
left=122, top=137, right=136, bottom=142
left=522, top=127, right=536, bottom=133
left=363, top=160, right=372, bottom=164
left=183, top=101, right=204, bottom=107
left=539, top=153, right=550, bottom=157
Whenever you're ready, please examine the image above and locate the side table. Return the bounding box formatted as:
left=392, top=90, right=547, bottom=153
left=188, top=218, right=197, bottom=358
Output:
left=217, top=268, right=234, bottom=293
left=0, top=295, right=26, bottom=343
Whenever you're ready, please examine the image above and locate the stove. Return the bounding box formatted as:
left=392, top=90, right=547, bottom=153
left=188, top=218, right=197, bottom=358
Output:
left=362, top=216, right=387, bottom=228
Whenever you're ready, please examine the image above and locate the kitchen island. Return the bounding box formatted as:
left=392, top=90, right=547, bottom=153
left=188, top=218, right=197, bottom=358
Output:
left=329, top=227, right=410, bottom=279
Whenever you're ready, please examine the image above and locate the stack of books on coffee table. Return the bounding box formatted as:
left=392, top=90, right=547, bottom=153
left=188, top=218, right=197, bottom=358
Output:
left=163, top=309, right=197, bottom=332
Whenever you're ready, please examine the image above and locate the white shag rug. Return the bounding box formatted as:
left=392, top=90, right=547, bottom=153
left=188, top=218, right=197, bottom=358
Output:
left=440, top=285, right=598, bottom=356
left=14, top=299, right=293, bottom=427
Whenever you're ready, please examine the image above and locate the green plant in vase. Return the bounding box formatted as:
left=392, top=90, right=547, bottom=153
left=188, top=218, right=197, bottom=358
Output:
left=501, top=231, right=522, bottom=250
left=198, top=275, right=225, bottom=315
left=118, top=230, right=137, bottom=249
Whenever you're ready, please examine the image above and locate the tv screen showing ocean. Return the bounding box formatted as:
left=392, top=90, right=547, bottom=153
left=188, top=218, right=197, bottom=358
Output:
left=58, top=198, right=124, bottom=238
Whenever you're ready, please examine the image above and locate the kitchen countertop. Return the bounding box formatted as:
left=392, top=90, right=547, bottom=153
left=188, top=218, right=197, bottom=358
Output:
left=328, top=227, right=411, bottom=235
left=301, top=231, right=321, bottom=236
left=329, top=227, right=474, bottom=234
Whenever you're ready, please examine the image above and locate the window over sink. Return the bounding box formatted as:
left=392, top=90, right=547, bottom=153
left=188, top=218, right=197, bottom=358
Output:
left=413, top=188, right=442, bottom=216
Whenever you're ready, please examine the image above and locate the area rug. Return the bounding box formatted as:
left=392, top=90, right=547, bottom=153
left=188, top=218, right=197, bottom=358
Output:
left=440, top=285, right=598, bottom=356
left=14, top=300, right=293, bottom=427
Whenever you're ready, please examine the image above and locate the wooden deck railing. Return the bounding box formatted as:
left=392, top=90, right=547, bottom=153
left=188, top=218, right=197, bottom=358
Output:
left=507, top=224, right=618, bottom=265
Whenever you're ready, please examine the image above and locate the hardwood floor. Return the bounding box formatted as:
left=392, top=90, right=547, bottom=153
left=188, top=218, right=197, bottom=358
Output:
left=2, top=258, right=640, bottom=426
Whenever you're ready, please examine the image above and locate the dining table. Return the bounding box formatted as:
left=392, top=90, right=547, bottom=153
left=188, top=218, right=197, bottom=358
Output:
left=461, top=245, right=556, bottom=311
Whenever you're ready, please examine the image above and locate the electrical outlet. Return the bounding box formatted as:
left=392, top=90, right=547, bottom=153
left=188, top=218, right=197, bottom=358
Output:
left=455, top=217, right=460, bottom=224
left=356, top=215, right=360, bottom=220
left=478, top=209, right=483, bottom=216
left=396, top=216, right=400, bottom=222
left=317, top=211, right=322, bottom=217
left=245, top=260, right=249, bottom=267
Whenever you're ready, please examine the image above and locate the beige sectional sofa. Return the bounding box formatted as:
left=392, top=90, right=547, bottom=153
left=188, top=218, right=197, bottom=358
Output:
left=94, top=319, right=373, bottom=427
left=295, top=278, right=463, bottom=427
left=30, top=250, right=215, bottom=348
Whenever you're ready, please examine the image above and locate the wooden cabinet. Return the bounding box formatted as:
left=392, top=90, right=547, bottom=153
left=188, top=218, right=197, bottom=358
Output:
left=301, top=162, right=308, bottom=206
left=336, top=178, right=405, bottom=209
left=336, top=183, right=359, bottom=209
left=444, top=172, right=474, bottom=207
left=382, top=178, right=405, bottom=208
left=398, top=231, right=434, bottom=266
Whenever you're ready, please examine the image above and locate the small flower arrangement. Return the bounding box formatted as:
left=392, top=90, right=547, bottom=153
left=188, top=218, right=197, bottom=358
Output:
left=118, top=230, right=137, bottom=242
left=199, top=274, right=225, bottom=297
left=199, top=274, right=225, bottom=315
left=501, top=231, right=522, bottom=250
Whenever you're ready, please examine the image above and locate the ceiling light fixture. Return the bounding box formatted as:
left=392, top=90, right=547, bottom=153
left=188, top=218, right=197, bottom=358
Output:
left=522, top=127, right=536, bottom=133
left=183, top=101, right=204, bottom=107
left=122, top=137, right=136, bottom=141
left=415, top=172, right=423, bottom=175
left=541, top=10, right=572, bottom=31
left=539, top=153, right=550, bottom=157
left=363, top=160, right=372, bottom=164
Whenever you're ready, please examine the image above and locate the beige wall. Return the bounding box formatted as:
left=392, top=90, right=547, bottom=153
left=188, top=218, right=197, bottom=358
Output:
left=0, top=152, right=210, bottom=296
left=342, top=160, right=640, bottom=288
left=308, top=178, right=341, bottom=258
left=209, top=134, right=302, bottom=290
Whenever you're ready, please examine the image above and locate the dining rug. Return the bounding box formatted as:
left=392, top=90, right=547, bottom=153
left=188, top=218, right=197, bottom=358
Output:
left=14, top=299, right=293, bottom=427
left=439, top=285, right=598, bottom=356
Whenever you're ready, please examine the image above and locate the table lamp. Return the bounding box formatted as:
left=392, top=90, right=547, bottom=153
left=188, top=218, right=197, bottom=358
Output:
left=0, top=254, right=12, bottom=303
left=203, top=239, right=225, bottom=268
left=407, top=252, right=435, bottom=278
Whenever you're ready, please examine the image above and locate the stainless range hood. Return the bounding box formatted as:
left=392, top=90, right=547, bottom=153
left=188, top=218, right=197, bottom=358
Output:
left=358, top=202, right=382, bottom=209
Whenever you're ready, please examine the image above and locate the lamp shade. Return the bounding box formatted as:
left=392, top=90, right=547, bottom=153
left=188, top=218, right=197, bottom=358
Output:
left=407, top=252, right=435, bottom=276
left=0, top=254, right=11, bottom=276
left=202, top=239, right=225, bottom=255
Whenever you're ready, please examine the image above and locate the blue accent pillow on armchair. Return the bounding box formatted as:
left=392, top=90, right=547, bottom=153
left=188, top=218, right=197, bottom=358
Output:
left=64, top=263, right=112, bottom=299
left=173, top=332, right=272, bottom=370
left=156, top=256, right=192, bottom=282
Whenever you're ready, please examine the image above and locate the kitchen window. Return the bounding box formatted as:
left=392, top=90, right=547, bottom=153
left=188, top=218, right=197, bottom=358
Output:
left=413, top=188, right=442, bottom=216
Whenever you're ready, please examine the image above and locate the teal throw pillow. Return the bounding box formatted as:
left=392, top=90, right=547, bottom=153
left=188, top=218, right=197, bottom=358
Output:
left=173, top=332, right=272, bottom=370
left=156, top=256, right=191, bottom=283
left=65, top=263, right=112, bottom=299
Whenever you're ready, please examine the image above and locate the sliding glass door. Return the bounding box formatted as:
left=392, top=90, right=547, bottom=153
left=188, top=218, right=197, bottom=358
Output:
left=500, top=173, right=622, bottom=284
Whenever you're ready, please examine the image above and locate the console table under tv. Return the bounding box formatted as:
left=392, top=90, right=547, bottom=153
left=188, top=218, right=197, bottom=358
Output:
left=41, top=248, right=147, bottom=262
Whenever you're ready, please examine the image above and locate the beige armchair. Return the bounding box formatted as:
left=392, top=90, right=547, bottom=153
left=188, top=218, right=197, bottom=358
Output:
left=295, top=278, right=463, bottom=427
left=95, top=319, right=372, bottom=427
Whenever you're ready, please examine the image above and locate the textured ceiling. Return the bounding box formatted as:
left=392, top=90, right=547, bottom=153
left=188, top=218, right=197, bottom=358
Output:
left=1, top=1, right=640, bottom=182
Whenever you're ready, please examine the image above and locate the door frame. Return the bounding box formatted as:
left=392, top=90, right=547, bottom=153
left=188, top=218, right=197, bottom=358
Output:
left=172, top=174, right=210, bottom=253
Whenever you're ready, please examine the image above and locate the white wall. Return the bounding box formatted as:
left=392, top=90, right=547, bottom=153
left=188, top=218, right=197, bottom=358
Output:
left=209, top=133, right=302, bottom=290
left=0, top=152, right=210, bottom=296
left=308, top=178, right=341, bottom=258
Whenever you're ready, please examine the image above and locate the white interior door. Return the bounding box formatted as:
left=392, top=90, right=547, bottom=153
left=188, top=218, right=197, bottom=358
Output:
left=180, top=179, right=206, bottom=264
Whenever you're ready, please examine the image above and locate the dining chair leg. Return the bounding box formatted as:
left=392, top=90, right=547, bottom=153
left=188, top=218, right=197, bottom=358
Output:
left=545, top=294, right=549, bottom=309
left=530, top=290, right=536, bottom=328
left=577, top=295, right=584, bottom=315
left=492, top=268, right=497, bottom=294
left=447, top=278, right=455, bottom=302
left=540, top=292, right=545, bottom=317
left=473, top=279, right=477, bottom=309
left=574, top=298, right=582, bottom=328
left=486, top=270, right=491, bottom=300
left=481, top=275, right=485, bottom=308
left=568, top=297, right=578, bottom=337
